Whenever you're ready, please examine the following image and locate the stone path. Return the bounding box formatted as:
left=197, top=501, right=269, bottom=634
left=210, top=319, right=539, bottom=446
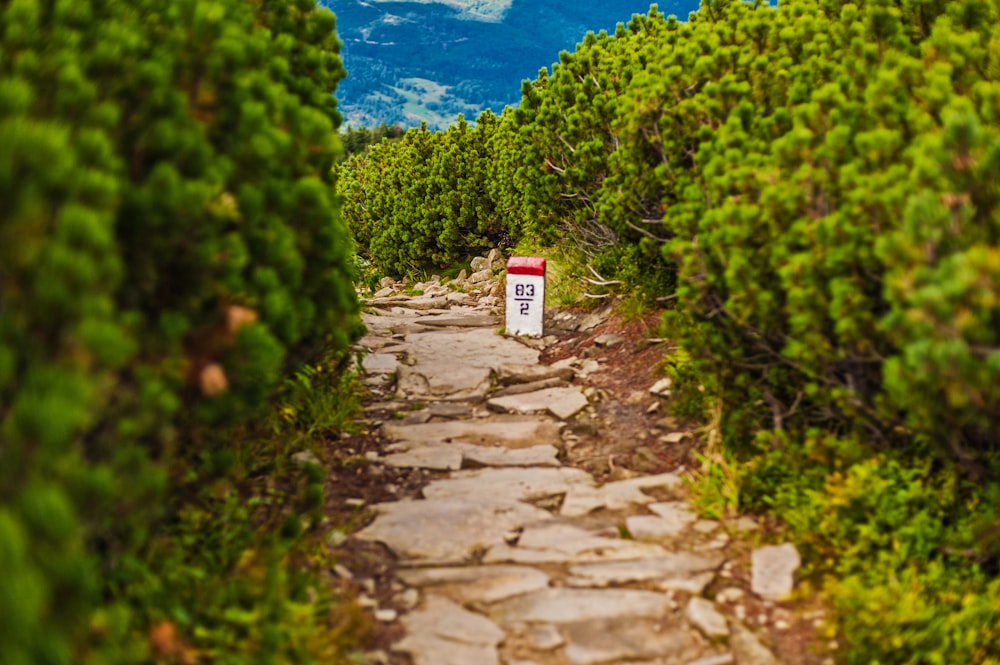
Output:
left=348, top=259, right=804, bottom=665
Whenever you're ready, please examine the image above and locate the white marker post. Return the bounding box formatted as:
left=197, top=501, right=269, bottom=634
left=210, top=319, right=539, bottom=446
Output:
left=505, top=256, right=546, bottom=338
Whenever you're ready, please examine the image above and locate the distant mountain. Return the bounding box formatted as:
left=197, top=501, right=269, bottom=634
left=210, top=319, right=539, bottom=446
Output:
left=321, top=0, right=700, bottom=130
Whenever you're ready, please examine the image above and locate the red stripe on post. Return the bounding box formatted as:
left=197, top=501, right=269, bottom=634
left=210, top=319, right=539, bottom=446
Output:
left=506, top=256, right=546, bottom=276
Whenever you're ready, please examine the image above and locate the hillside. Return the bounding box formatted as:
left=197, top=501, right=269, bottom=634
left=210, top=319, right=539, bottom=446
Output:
left=324, top=0, right=700, bottom=129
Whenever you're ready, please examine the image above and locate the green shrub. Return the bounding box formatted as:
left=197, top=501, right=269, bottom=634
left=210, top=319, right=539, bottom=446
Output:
left=505, top=0, right=1000, bottom=465
left=0, top=0, right=361, bottom=661
left=832, top=562, right=1000, bottom=665
left=338, top=113, right=518, bottom=277
left=748, top=445, right=1000, bottom=663
left=492, top=0, right=1000, bottom=661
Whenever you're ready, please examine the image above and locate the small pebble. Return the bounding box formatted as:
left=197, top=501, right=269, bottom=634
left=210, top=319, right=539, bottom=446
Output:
left=374, top=608, right=398, bottom=622
left=397, top=588, right=420, bottom=610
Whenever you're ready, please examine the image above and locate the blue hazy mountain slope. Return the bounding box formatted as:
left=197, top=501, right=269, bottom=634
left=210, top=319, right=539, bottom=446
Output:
left=323, top=0, right=700, bottom=129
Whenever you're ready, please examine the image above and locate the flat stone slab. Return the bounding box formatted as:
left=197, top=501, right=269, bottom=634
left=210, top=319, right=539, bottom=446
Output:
left=487, top=386, right=589, bottom=420
left=395, top=595, right=503, bottom=665
left=496, top=363, right=576, bottom=385
left=362, top=352, right=399, bottom=374
left=565, top=552, right=724, bottom=588
left=383, top=417, right=563, bottom=450
left=396, top=410, right=433, bottom=426
left=400, top=328, right=539, bottom=398
left=550, top=357, right=602, bottom=379
left=383, top=447, right=464, bottom=471
left=398, top=565, right=551, bottom=604
left=491, top=377, right=568, bottom=398
left=624, top=515, right=677, bottom=540
left=397, top=364, right=490, bottom=401
left=355, top=497, right=552, bottom=562
left=382, top=443, right=560, bottom=470
left=461, top=444, right=561, bottom=468
left=485, top=522, right=669, bottom=565
left=593, top=333, right=625, bottom=347
left=751, top=543, right=801, bottom=600
left=687, top=598, right=729, bottom=638
left=416, top=313, right=500, bottom=327
left=423, top=467, right=595, bottom=504
left=562, top=618, right=698, bottom=665
left=361, top=311, right=427, bottom=337
left=368, top=295, right=450, bottom=310
left=489, top=588, right=673, bottom=625
left=626, top=513, right=693, bottom=540
left=649, top=501, right=698, bottom=523
left=730, top=623, right=778, bottom=665
left=356, top=334, right=398, bottom=351
left=525, top=624, right=564, bottom=650
left=428, top=403, right=474, bottom=419
left=561, top=473, right=683, bottom=517
left=657, top=572, right=717, bottom=594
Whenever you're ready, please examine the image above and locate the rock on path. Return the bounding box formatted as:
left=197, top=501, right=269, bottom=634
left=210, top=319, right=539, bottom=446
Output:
left=350, top=266, right=783, bottom=665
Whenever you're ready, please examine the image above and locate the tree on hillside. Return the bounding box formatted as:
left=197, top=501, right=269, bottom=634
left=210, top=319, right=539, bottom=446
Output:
left=341, top=122, right=405, bottom=157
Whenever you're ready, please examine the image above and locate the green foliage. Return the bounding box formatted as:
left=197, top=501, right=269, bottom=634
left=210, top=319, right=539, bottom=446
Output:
left=831, top=562, right=1000, bottom=665
left=471, top=0, right=1000, bottom=661
left=276, top=357, right=363, bottom=441
left=0, top=0, right=362, bottom=662
left=502, top=0, right=1000, bottom=464
left=746, top=441, right=1000, bottom=663
left=106, top=349, right=370, bottom=665
left=337, top=113, right=519, bottom=276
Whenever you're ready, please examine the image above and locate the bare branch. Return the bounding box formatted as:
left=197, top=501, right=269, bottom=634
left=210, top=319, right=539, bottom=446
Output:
left=623, top=217, right=671, bottom=242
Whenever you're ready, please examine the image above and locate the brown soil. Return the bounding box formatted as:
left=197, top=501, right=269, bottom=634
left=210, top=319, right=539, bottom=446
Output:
left=319, top=301, right=833, bottom=665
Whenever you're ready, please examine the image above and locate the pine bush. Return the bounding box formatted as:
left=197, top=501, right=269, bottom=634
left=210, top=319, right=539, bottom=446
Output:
left=491, top=1, right=1000, bottom=660
left=0, top=0, right=360, bottom=661
left=338, top=113, right=519, bottom=277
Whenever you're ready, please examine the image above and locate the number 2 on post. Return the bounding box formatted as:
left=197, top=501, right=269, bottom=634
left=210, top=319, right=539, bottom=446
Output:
left=514, top=282, right=535, bottom=317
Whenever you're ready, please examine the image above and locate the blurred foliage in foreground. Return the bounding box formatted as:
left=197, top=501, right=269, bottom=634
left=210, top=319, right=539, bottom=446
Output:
left=341, top=0, right=1000, bottom=660
left=0, top=0, right=366, bottom=662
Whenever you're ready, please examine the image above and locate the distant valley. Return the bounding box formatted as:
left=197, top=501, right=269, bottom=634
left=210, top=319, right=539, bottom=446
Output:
left=321, top=0, right=700, bottom=129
